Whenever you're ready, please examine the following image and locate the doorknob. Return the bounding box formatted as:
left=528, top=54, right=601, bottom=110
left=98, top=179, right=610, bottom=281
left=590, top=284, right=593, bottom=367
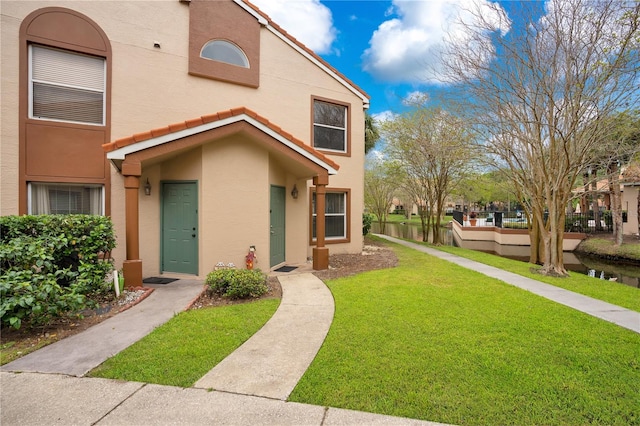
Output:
left=192, top=234, right=196, bottom=237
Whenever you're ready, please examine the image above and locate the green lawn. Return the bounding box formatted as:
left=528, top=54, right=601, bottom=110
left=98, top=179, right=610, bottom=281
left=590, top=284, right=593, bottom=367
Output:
left=89, top=299, right=279, bottom=387
left=430, top=243, right=640, bottom=312
left=578, top=237, right=640, bottom=262
left=290, top=244, right=640, bottom=425
left=379, top=213, right=454, bottom=225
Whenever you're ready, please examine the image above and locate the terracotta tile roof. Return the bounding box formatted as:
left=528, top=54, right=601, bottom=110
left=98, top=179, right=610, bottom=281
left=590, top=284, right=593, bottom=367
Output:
left=241, top=0, right=370, bottom=102
left=102, top=106, right=340, bottom=171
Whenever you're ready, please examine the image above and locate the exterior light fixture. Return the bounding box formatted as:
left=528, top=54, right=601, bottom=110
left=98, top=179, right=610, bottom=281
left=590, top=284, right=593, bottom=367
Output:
left=144, top=178, right=151, bottom=196
left=291, top=184, right=298, bottom=199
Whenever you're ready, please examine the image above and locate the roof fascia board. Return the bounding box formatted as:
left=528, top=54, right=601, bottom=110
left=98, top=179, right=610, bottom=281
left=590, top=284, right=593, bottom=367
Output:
left=232, top=0, right=268, bottom=25
left=106, top=114, right=338, bottom=175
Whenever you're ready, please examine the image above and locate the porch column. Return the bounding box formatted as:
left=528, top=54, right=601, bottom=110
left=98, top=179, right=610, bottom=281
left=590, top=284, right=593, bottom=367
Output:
left=313, top=174, right=329, bottom=270
left=122, top=160, right=143, bottom=288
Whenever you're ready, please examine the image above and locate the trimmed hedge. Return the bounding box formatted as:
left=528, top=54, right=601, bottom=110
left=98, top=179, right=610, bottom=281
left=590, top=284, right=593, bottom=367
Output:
left=0, top=215, right=116, bottom=329
left=206, top=268, right=268, bottom=299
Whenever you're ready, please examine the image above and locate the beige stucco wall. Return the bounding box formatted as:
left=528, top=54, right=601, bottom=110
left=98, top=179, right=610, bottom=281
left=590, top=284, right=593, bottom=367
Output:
left=0, top=7, right=21, bottom=216
left=622, top=185, right=639, bottom=236
left=1, top=1, right=367, bottom=275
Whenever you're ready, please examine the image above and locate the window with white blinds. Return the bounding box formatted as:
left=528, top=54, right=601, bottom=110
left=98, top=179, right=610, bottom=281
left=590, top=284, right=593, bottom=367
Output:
left=30, top=45, right=106, bottom=125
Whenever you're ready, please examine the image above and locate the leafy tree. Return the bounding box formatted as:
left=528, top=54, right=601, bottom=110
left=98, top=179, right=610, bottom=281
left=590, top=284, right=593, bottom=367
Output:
left=365, top=112, right=380, bottom=154
left=364, top=158, right=397, bottom=233
left=592, top=111, right=640, bottom=245
left=382, top=102, right=475, bottom=244
left=442, top=0, right=640, bottom=276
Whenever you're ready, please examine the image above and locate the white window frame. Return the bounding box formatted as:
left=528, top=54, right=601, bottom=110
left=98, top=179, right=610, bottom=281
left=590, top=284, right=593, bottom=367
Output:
left=313, top=100, right=347, bottom=153
left=28, top=45, right=106, bottom=126
left=28, top=182, right=105, bottom=215
left=312, top=191, right=347, bottom=241
left=200, top=40, right=249, bottom=68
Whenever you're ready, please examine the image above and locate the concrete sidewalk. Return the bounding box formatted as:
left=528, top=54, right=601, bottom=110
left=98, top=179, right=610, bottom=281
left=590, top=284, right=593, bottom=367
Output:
left=1, top=280, right=205, bottom=376
left=194, top=273, right=334, bottom=400
left=0, top=372, right=447, bottom=425
left=376, top=234, right=640, bottom=334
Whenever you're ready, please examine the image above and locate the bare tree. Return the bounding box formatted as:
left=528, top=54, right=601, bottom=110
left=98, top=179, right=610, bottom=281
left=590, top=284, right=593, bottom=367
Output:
left=382, top=104, right=475, bottom=244
left=442, top=0, right=639, bottom=276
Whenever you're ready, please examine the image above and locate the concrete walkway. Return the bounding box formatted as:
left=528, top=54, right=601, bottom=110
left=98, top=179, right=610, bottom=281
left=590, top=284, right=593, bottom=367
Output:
left=194, top=273, right=334, bottom=400
left=1, top=280, right=205, bottom=376
left=0, top=372, right=446, bottom=425
left=1, top=272, right=448, bottom=425
left=376, top=234, right=640, bottom=334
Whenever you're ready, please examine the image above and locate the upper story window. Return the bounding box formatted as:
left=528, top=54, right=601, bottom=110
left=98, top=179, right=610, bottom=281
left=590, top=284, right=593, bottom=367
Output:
left=200, top=40, right=249, bottom=68
left=313, top=99, right=347, bottom=153
left=29, top=45, right=106, bottom=125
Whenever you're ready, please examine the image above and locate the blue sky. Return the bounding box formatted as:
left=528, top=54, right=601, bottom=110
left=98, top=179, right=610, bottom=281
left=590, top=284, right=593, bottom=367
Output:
left=251, top=0, right=524, bottom=119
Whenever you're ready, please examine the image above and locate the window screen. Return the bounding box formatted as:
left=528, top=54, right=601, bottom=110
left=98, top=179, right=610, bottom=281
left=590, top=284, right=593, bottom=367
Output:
left=30, top=45, right=105, bottom=125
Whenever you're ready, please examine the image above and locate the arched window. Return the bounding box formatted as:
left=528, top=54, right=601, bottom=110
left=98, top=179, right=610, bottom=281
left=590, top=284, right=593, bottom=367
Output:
left=200, top=40, right=249, bottom=68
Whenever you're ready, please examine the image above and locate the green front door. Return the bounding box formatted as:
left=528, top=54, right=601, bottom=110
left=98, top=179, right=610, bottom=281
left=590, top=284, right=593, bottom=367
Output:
left=162, top=182, right=198, bottom=274
left=270, top=185, right=286, bottom=267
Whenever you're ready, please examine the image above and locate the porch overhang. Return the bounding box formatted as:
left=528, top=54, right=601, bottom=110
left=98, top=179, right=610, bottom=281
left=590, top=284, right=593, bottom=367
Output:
left=104, top=107, right=339, bottom=177
left=103, top=107, right=339, bottom=286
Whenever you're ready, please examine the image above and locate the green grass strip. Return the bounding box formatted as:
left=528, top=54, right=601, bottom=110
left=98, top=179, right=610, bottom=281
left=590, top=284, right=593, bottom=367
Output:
left=290, top=245, right=640, bottom=426
left=89, top=299, right=279, bottom=387
left=430, top=243, right=640, bottom=312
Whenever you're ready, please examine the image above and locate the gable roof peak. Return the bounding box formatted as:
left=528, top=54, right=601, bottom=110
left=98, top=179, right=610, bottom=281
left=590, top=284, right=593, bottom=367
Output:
left=232, top=0, right=370, bottom=107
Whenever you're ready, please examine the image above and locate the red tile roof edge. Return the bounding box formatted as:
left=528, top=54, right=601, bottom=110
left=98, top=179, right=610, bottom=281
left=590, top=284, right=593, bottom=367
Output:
left=102, top=107, right=340, bottom=171
left=241, top=0, right=370, bottom=102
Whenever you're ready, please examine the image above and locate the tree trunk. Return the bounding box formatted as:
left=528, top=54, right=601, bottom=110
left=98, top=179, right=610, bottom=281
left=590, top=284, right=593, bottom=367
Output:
left=581, top=171, right=589, bottom=217
left=538, top=203, right=568, bottom=277
left=608, top=161, right=623, bottom=246
left=591, top=167, right=602, bottom=231
left=529, top=214, right=542, bottom=264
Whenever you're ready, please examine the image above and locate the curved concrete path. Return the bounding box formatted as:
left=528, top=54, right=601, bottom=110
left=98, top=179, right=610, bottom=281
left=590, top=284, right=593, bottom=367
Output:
left=1, top=280, right=205, bottom=376
left=377, top=234, right=640, bottom=334
left=194, top=272, right=334, bottom=400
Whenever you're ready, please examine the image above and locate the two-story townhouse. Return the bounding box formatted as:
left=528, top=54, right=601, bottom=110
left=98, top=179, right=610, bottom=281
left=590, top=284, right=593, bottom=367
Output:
left=1, top=0, right=370, bottom=287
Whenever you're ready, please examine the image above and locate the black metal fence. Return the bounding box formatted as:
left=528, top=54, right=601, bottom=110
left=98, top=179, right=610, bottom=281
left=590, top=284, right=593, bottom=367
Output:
left=455, top=211, right=617, bottom=234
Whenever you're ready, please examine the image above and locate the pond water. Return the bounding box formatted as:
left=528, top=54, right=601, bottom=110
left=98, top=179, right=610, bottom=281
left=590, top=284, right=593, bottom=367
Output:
left=372, top=222, right=640, bottom=288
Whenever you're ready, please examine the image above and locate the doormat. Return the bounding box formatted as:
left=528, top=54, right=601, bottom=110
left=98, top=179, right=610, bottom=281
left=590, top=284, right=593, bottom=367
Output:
left=142, top=277, right=179, bottom=284
left=274, top=266, right=297, bottom=273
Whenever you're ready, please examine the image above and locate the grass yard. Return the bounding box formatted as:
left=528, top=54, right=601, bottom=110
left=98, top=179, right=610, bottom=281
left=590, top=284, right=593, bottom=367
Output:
left=379, top=213, right=454, bottom=225
left=578, top=237, right=640, bottom=262
left=431, top=244, right=640, bottom=312
left=89, top=299, right=279, bottom=387
left=289, top=244, right=640, bottom=426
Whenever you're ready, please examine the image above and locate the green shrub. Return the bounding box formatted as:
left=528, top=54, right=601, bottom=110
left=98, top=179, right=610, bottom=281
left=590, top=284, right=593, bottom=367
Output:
left=362, top=213, right=374, bottom=236
left=206, top=269, right=268, bottom=299
left=0, top=215, right=116, bottom=329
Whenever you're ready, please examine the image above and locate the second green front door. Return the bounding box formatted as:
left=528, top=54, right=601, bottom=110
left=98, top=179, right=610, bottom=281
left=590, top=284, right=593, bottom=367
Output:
left=270, top=185, right=285, bottom=267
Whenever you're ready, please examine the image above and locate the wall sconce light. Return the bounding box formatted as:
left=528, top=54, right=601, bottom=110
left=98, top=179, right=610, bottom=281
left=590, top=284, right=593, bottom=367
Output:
left=291, top=184, right=298, bottom=199
left=144, top=178, right=151, bottom=196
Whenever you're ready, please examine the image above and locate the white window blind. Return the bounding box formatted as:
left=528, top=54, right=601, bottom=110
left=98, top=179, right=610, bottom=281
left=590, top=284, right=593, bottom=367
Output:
left=30, top=45, right=105, bottom=125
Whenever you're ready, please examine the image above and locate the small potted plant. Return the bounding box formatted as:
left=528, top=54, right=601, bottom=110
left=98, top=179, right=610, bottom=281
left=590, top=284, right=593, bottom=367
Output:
left=469, top=211, right=478, bottom=226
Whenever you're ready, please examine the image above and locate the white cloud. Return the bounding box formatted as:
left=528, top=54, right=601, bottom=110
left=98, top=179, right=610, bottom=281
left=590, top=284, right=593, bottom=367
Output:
left=250, top=0, right=336, bottom=54
left=362, top=0, right=510, bottom=84
left=402, top=91, right=429, bottom=106
left=372, top=110, right=398, bottom=124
